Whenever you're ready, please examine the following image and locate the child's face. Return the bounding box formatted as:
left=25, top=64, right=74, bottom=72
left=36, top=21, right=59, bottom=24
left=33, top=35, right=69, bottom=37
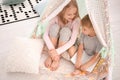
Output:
left=64, top=6, right=77, bottom=22
left=82, top=26, right=92, bottom=35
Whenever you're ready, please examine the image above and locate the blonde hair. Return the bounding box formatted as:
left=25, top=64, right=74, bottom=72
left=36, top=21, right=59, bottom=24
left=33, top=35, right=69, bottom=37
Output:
left=81, top=14, right=93, bottom=29
left=58, top=0, right=79, bottom=24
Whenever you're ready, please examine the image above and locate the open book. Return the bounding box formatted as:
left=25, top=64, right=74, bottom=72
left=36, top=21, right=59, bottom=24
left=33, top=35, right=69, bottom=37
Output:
left=71, top=52, right=99, bottom=72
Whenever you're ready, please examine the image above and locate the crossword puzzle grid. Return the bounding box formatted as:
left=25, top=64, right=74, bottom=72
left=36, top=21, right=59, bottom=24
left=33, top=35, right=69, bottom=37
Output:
left=0, top=0, right=41, bottom=25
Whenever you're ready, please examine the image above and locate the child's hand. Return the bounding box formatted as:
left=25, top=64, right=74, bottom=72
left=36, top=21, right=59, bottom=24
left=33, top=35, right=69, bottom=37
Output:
left=75, top=61, right=81, bottom=69
left=49, top=49, right=60, bottom=61
left=31, top=35, right=36, bottom=39
left=80, top=64, right=88, bottom=71
left=31, top=33, right=36, bottom=39
left=53, top=55, right=60, bottom=61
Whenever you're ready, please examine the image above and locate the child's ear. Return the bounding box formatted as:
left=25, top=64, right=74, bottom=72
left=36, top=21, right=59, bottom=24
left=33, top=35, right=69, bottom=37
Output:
left=91, top=28, right=96, bottom=34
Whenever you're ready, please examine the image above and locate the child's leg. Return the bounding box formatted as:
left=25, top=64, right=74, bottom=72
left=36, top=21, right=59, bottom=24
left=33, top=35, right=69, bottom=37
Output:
left=59, top=27, right=72, bottom=60
left=43, top=24, right=60, bottom=51
left=68, top=46, right=77, bottom=58
left=61, top=46, right=76, bottom=61
left=44, top=24, right=60, bottom=69
left=58, top=27, right=71, bottom=46
left=50, top=27, right=71, bottom=70
left=49, top=24, right=60, bottom=47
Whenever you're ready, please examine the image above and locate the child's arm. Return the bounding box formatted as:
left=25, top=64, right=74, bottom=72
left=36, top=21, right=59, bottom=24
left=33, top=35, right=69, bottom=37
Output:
left=56, top=18, right=81, bottom=54
left=80, top=52, right=100, bottom=71
left=43, top=17, right=60, bottom=61
left=75, top=44, right=83, bottom=68
left=43, top=17, right=58, bottom=50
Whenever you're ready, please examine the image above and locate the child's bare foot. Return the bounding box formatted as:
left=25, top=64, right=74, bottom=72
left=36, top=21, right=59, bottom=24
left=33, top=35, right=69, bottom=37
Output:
left=44, top=57, right=52, bottom=68
left=50, top=60, right=60, bottom=71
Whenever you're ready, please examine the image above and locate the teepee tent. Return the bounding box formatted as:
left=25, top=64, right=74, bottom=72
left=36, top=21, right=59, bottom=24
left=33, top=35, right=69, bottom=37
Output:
left=33, top=0, right=113, bottom=79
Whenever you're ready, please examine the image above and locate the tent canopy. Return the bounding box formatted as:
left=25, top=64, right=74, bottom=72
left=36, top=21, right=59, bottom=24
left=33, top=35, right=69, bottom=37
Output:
left=33, top=0, right=113, bottom=79
left=33, top=0, right=112, bottom=58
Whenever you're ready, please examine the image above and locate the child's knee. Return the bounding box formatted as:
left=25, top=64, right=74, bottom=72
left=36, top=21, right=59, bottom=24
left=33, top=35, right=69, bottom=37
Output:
left=59, top=27, right=71, bottom=43
left=49, top=24, right=60, bottom=38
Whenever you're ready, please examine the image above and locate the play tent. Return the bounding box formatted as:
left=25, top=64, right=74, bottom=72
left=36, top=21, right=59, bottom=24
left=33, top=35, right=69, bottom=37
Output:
left=33, top=0, right=114, bottom=79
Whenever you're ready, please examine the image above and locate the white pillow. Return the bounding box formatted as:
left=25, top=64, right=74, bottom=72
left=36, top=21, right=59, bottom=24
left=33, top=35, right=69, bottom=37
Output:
left=5, top=37, right=44, bottom=74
